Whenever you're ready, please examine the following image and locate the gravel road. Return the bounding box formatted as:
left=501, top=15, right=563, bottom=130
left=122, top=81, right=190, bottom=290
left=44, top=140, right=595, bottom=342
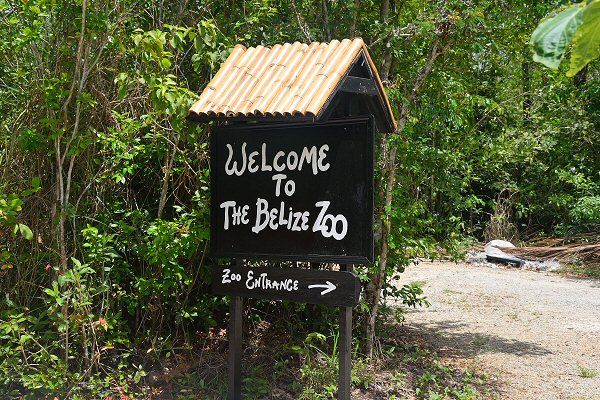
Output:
left=397, top=261, right=600, bottom=400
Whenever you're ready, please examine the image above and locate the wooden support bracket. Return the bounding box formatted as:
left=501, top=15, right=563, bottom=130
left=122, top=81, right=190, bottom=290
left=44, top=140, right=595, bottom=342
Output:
left=338, top=264, right=353, bottom=400
left=228, top=259, right=244, bottom=400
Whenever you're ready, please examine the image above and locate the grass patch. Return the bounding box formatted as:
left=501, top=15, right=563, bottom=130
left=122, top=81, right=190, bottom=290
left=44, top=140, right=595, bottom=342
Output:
left=443, top=289, right=464, bottom=295
left=579, top=367, right=598, bottom=378
left=15, top=303, right=498, bottom=399
left=119, top=319, right=500, bottom=399
left=558, top=261, right=600, bottom=279
left=507, top=312, right=519, bottom=320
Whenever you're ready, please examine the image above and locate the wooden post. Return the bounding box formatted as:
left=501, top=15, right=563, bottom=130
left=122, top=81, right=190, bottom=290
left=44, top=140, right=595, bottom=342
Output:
left=228, top=259, right=243, bottom=400
left=338, top=264, right=353, bottom=400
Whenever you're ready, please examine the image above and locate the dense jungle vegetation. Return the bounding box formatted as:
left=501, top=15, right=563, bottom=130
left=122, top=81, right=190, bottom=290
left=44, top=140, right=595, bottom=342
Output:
left=1, top=0, right=599, bottom=397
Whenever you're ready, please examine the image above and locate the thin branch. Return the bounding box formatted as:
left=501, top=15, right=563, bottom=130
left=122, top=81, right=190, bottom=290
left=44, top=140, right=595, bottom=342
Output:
left=62, top=0, right=88, bottom=119
left=290, top=0, right=311, bottom=42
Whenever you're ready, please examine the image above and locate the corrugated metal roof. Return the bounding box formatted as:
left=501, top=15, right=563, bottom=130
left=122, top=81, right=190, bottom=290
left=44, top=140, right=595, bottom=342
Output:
left=188, top=38, right=396, bottom=130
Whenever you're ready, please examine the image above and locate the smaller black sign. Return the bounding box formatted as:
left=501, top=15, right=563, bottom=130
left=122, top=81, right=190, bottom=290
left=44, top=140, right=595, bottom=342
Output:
left=212, top=265, right=361, bottom=307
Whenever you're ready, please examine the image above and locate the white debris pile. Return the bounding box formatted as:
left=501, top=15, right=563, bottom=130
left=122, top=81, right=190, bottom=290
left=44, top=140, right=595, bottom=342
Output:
left=467, top=240, right=561, bottom=271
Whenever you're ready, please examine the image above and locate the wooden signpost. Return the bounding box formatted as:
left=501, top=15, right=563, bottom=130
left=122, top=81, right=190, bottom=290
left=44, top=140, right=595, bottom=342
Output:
left=210, top=118, right=374, bottom=400
left=187, top=38, right=397, bottom=400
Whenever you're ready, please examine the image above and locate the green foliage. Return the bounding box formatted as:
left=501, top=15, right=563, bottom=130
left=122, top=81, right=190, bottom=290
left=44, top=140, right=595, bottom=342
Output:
left=243, top=371, right=271, bottom=399
left=291, top=331, right=337, bottom=396
left=290, top=330, right=374, bottom=399
left=570, top=196, right=600, bottom=227
left=0, top=311, right=67, bottom=394
left=393, top=282, right=431, bottom=309
left=0, top=178, right=40, bottom=240
left=0, top=179, right=41, bottom=276
left=414, top=357, right=491, bottom=400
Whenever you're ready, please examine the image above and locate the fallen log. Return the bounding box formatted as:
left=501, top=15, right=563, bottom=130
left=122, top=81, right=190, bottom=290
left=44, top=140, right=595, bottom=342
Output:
left=500, top=244, right=600, bottom=261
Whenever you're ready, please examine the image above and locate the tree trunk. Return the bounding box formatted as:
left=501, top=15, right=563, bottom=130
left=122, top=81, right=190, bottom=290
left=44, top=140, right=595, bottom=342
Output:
left=379, top=0, right=392, bottom=83
left=351, top=0, right=361, bottom=36
left=54, top=0, right=91, bottom=369
left=574, top=65, right=588, bottom=86
left=291, top=0, right=311, bottom=42
left=380, top=0, right=390, bottom=22
left=158, top=139, right=179, bottom=219
left=364, top=39, right=444, bottom=358
left=322, top=0, right=331, bottom=41
left=522, top=45, right=531, bottom=125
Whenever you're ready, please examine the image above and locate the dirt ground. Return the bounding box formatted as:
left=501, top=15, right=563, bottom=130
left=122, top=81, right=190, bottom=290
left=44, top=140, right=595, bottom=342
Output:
left=397, top=261, right=600, bottom=400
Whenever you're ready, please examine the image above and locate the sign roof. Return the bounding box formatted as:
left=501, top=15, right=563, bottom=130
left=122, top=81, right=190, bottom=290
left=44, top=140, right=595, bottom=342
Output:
left=188, top=38, right=397, bottom=131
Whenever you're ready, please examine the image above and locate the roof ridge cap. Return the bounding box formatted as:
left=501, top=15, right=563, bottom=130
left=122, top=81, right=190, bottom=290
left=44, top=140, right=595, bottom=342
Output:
left=239, top=38, right=365, bottom=51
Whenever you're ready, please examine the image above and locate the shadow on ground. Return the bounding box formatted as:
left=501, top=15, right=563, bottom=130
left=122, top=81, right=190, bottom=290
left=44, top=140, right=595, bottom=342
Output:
left=399, top=320, right=551, bottom=359
left=565, top=275, right=600, bottom=288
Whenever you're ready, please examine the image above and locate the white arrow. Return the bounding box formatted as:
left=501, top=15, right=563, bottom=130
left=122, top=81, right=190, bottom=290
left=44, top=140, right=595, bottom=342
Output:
left=308, top=281, right=337, bottom=295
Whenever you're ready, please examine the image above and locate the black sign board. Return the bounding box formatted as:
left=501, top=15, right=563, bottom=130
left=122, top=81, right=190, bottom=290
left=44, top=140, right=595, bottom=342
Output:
left=211, top=117, right=374, bottom=264
left=212, top=265, right=361, bottom=307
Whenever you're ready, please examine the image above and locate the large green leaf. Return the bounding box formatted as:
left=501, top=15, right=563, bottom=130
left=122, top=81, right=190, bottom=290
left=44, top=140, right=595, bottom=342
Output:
left=18, top=223, right=33, bottom=240
left=568, top=0, right=600, bottom=76
left=531, top=4, right=585, bottom=69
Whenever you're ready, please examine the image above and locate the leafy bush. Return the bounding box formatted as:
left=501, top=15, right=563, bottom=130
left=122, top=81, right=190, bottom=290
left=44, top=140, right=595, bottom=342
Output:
left=570, top=196, right=600, bottom=227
